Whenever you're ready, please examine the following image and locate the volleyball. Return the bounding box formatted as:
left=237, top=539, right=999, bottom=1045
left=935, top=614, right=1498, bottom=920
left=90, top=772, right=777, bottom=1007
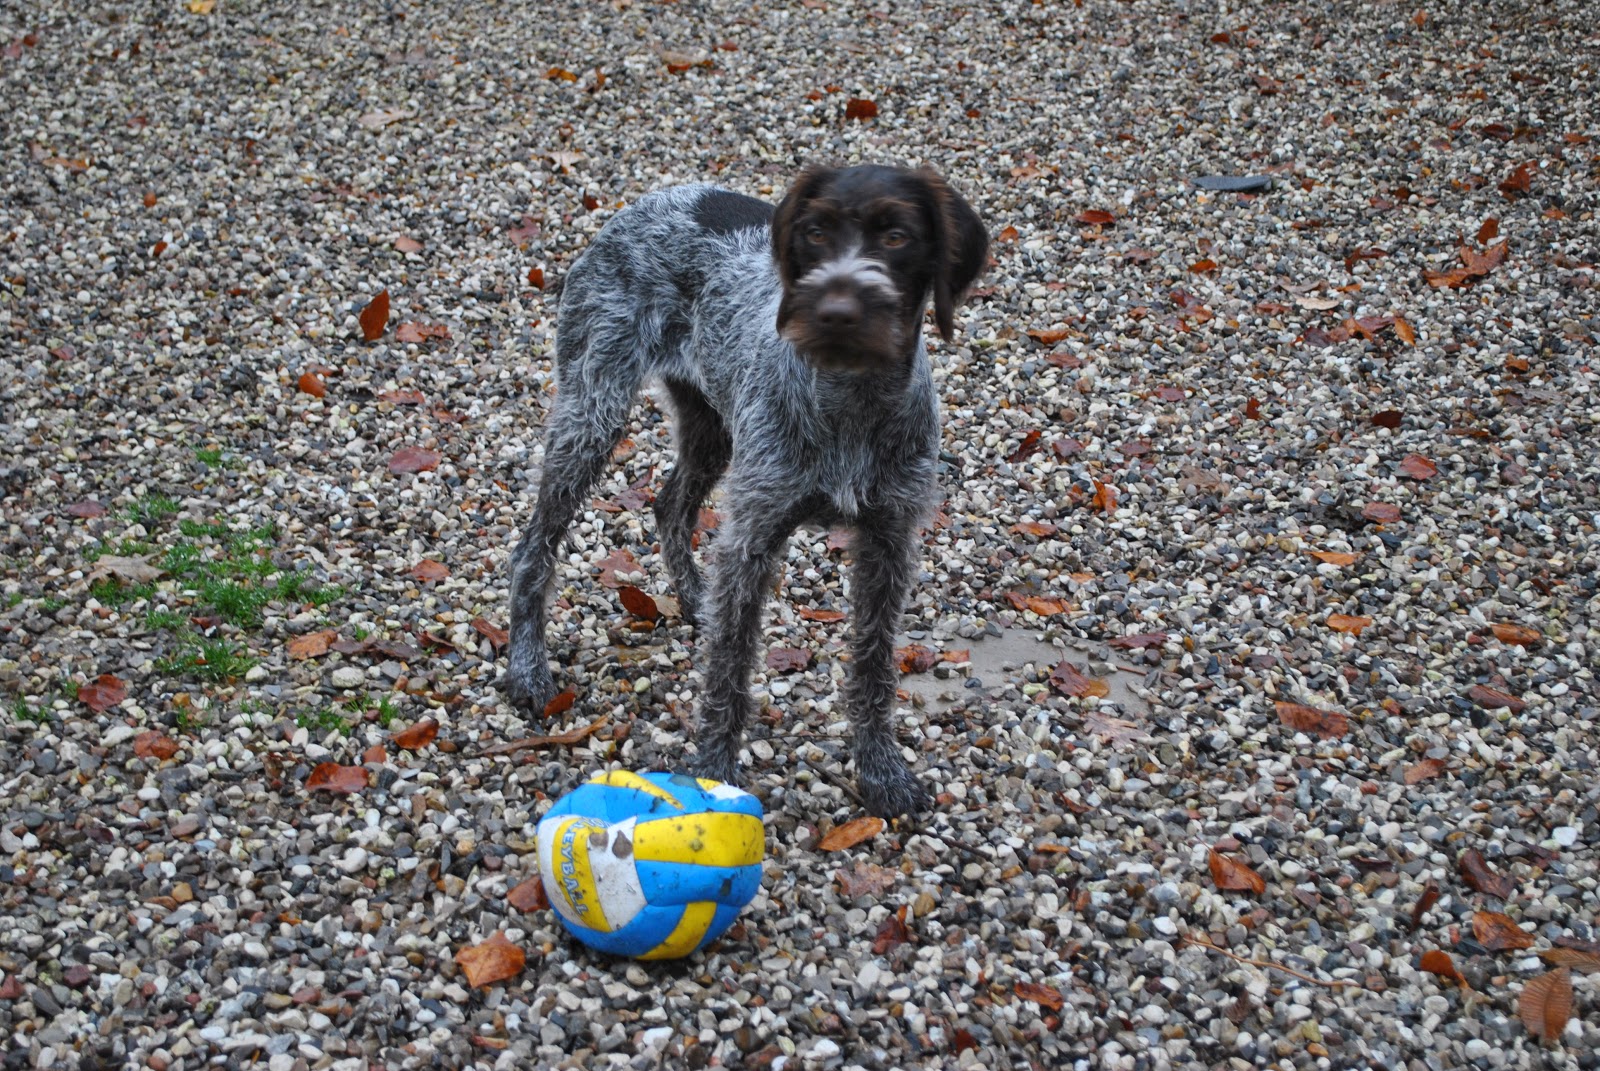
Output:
left=536, top=770, right=765, bottom=960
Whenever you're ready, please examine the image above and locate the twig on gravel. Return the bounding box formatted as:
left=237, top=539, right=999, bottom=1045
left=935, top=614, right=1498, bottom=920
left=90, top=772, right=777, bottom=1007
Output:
left=480, top=716, right=608, bottom=756
left=1179, top=936, right=1364, bottom=990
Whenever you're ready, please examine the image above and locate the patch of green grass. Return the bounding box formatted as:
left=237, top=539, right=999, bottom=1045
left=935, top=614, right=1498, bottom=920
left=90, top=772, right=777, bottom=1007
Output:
left=126, top=494, right=181, bottom=527
left=90, top=577, right=157, bottom=608
left=174, top=705, right=211, bottom=733
left=10, top=696, right=49, bottom=726
left=4, top=592, right=23, bottom=609
left=155, top=637, right=256, bottom=682
left=38, top=596, right=69, bottom=614
left=305, top=583, right=344, bottom=608
left=178, top=519, right=230, bottom=540
left=375, top=695, right=399, bottom=728
left=297, top=705, right=349, bottom=735
left=144, top=608, right=187, bottom=631
left=60, top=678, right=79, bottom=700
left=193, top=447, right=240, bottom=470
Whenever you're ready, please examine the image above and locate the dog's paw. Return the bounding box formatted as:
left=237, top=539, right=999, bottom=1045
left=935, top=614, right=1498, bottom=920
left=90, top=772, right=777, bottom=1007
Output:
left=498, top=665, right=557, bottom=715
left=860, top=767, right=932, bottom=818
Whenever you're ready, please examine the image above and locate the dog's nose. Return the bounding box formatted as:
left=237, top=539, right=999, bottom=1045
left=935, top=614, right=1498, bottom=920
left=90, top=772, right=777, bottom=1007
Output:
left=815, top=292, right=863, bottom=329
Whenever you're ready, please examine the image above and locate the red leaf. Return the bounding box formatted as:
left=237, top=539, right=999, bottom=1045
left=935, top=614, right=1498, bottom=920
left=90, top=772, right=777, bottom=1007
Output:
left=1474, top=911, right=1535, bottom=951
left=542, top=690, right=576, bottom=718
left=359, top=290, right=390, bottom=341
left=392, top=718, right=440, bottom=751
left=506, top=877, right=549, bottom=913
left=1458, top=848, right=1515, bottom=898
left=996, top=225, right=1019, bottom=243
left=1521, top=969, right=1572, bottom=1043
left=819, top=816, right=885, bottom=851
left=1420, top=949, right=1466, bottom=986
left=844, top=98, right=879, bottom=121
left=1075, top=209, right=1115, bottom=225
left=67, top=500, right=108, bottom=518
left=1399, top=454, right=1438, bottom=480
left=1189, top=258, right=1218, bottom=273
left=1309, top=550, right=1360, bottom=566
left=1244, top=397, right=1262, bottom=419
left=896, top=645, right=938, bottom=674
left=306, top=763, right=369, bottom=794
left=1048, top=660, right=1110, bottom=699
left=526, top=266, right=545, bottom=289
left=1410, top=881, right=1441, bottom=929
left=1208, top=849, right=1267, bottom=893
left=362, top=744, right=387, bottom=764
left=286, top=629, right=338, bottom=660
left=836, top=862, right=897, bottom=898
left=545, top=66, right=578, bottom=82
left=1490, top=623, right=1541, bottom=647
left=395, top=322, right=450, bottom=344
left=1012, top=520, right=1058, bottom=538
left=471, top=618, right=510, bottom=650
left=1015, top=981, right=1065, bottom=1010
left=1498, top=161, right=1533, bottom=200
left=133, top=731, right=179, bottom=760
left=455, top=932, right=526, bottom=988
left=1091, top=480, right=1117, bottom=514
left=410, top=559, right=449, bottom=582
left=1361, top=502, right=1401, bottom=523
left=297, top=371, right=327, bottom=397
left=1404, top=757, right=1447, bottom=784
left=1107, top=632, right=1168, bottom=650
left=871, top=905, right=911, bottom=954
left=1007, top=429, right=1043, bottom=462
left=379, top=389, right=426, bottom=406
left=798, top=607, right=847, bottom=623
left=78, top=675, right=127, bottom=713
left=1466, top=684, right=1525, bottom=712
left=1274, top=700, right=1349, bottom=739
left=617, top=585, right=660, bottom=620
left=1477, top=218, right=1500, bottom=244
left=1026, top=327, right=1072, bottom=345
left=1327, top=613, right=1373, bottom=635
left=388, top=447, right=441, bottom=474
left=1393, top=316, right=1416, bottom=345
left=593, top=548, right=641, bottom=588
left=765, top=647, right=811, bottom=674
left=1371, top=409, right=1403, bottom=429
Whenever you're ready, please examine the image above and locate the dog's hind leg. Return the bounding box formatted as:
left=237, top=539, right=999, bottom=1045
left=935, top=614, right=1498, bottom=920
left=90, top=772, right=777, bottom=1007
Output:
left=504, top=329, right=645, bottom=714
left=653, top=378, right=732, bottom=628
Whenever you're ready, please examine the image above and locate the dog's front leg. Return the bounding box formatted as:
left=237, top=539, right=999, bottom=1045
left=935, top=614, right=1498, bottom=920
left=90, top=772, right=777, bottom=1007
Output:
left=845, top=516, right=933, bottom=817
left=691, top=502, right=797, bottom=785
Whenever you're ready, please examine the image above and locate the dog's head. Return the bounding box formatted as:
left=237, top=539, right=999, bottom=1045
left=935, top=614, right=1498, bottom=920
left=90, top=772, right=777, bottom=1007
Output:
left=771, top=165, right=987, bottom=372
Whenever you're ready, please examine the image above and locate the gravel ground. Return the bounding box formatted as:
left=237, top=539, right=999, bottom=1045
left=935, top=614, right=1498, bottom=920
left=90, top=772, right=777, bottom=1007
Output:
left=3, top=1, right=1599, bottom=1068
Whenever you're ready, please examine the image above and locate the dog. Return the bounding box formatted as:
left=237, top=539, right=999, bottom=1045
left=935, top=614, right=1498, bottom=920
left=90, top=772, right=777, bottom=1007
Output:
left=504, top=164, right=987, bottom=817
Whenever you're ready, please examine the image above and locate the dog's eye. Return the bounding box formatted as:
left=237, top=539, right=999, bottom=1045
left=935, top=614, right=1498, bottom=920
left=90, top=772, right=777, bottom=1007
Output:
left=881, top=229, right=908, bottom=248
left=805, top=224, right=828, bottom=245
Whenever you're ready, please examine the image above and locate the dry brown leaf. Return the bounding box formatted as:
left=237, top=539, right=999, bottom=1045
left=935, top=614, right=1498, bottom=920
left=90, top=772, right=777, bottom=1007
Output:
left=455, top=932, right=526, bottom=988
left=1520, top=969, right=1572, bottom=1043
left=798, top=607, right=846, bottom=622
left=1015, top=981, right=1066, bottom=1010
left=286, top=629, right=338, bottom=660
left=1208, top=850, right=1266, bottom=894
left=395, top=322, right=451, bottom=344
left=479, top=716, right=607, bottom=757
left=1076, top=209, right=1115, bottom=225
left=896, top=645, right=938, bottom=674
left=506, top=877, right=549, bottom=913
left=471, top=617, right=509, bottom=649
left=298, top=371, right=327, bottom=397
left=1399, top=454, right=1439, bottom=480
left=526, top=265, right=545, bottom=289
left=1420, top=949, right=1466, bottom=986
left=305, top=763, right=368, bottom=794
left=1091, top=480, right=1117, bottom=514
left=1327, top=613, right=1373, bottom=635
left=617, top=585, right=660, bottom=620
left=1393, top=316, right=1416, bottom=345
left=1458, top=848, right=1515, bottom=898
left=133, top=730, right=179, bottom=760
left=542, top=690, right=576, bottom=717
left=844, top=98, right=879, bottom=121
left=86, top=555, right=165, bottom=586
left=410, top=559, right=449, bottom=582
left=392, top=718, right=440, bottom=751
left=1362, top=502, right=1401, bottom=523
left=359, top=290, right=390, bottom=340
left=1404, top=757, right=1447, bottom=784
left=1294, top=295, right=1341, bottom=310
left=1274, top=700, right=1349, bottom=739
left=818, top=816, right=885, bottom=852
left=1084, top=709, right=1147, bottom=745
left=765, top=647, right=811, bottom=674
left=1309, top=549, right=1360, bottom=566
left=1490, top=622, right=1541, bottom=647
left=1539, top=949, right=1600, bottom=973
left=1012, top=520, right=1058, bottom=538
left=1049, top=660, right=1111, bottom=699
left=387, top=447, right=440, bottom=474
left=78, top=674, right=128, bottom=713
left=1466, top=684, right=1525, bottom=712
left=1473, top=911, right=1535, bottom=951
left=872, top=905, right=911, bottom=954
left=836, top=862, right=897, bottom=898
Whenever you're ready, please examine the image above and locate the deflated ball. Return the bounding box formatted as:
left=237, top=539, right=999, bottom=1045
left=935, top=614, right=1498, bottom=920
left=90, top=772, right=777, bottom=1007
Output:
left=537, top=771, right=765, bottom=960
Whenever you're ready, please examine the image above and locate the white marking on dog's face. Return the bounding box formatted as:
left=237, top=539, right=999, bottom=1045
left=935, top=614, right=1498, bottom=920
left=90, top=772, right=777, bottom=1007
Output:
left=797, top=244, right=900, bottom=300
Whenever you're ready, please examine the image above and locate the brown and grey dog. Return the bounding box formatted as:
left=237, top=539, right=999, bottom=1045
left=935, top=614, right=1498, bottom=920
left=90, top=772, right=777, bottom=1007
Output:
left=504, top=165, right=987, bottom=816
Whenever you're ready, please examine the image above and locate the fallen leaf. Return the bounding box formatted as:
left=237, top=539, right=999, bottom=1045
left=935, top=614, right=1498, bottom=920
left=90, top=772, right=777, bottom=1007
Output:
left=1474, top=911, right=1535, bottom=951
left=897, top=645, right=938, bottom=674
left=872, top=906, right=911, bottom=954
left=1327, top=614, right=1373, bottom=635
left=388, top=447, right=441, bottom=474
left=1458, top=848, right=1515, bottom=898
left=1404, top=757, right=1447, bottom=784
left=357, top=109, right=412, bottom=131
left=1499, top=161, right=1533, bottom=200
left=1084, top=710, right=1147, bottom=745
left=391, top=718, right=440, bottom=751
left=379, top=389, right=426, bottom=405
left=1189, top=258, right=1218, bottom=273
left=1490, top=623, right=1541, bottom=647
left=297, top=371, right=327, bottom=397
left=1107, top=632, right=1168, bottom=650
left=1399, top=454, right=1438, bottom=480
left=1520, top=969, right=1572, bottom=1043
left=78, top=675, right=127, bottom=713
left=286, top=629, right=338, bottom=660
left=66, top=499, right=107, bottom=519
left=1274, top=700, right=1349, bottom=739
left=766, top=647, right=811, bottom=674
left=836, top=862, right=897, bottom=898
left=941, top=649, right=970, bottom=664
left=395, top=236, right=424, bottom=253
left=1007, top=429, right=1043, bottom=462
left=844, top=98, right=879, bottom=121
left=1208, top=850, right=1266, bottom=894
left=1410, top=881, right=1441, bottom=929
left=543, top=690, right=576, bottom=718
left=455, top=932, right=525, bottom=988
left=949, top=1026, right=978, bottom=1054
left=1477, top=218, right=1500, bottom=244
left=1309, top=550, right=1360, bottom=566
left=1393, top=316, right=1416, bottom=345
left=1012, top=520, right=1058, bottom=538
left=798, top=607, right=847, bottom=623
left=1091, top=480, right=1118, bottom=514
left=545, top=66, right=578, bottom=82
left=359, top=290, right=390, bottom=341
left=1539, top=949, right=1600, bottom=973
left=1075, top=209, right=1115, bottom=225
left=471, top=618, right=509, bottom=649
left=362, top=744, right=387, bottom=764
left=617, top=585, right=660, bottom=620
left=86, top=554, right=165, bottom=586
left=1049, top=660, right=1110, bottom=699
left=479, top=716, right=608, bottom=756
left=1026, top=327, right=1072, bottom=345
left=1420, top=949, right=1466, bottom=986
left=1015, top=981, right=1065, bottom=1011
left=1006, top=592, right=1070, bottom=617
left=1459, top=240, right=1509, bottom=275
left=187, top=0, right=215, bottom=13
left=526, top=266, right=545, bottom=289
left=410, top=559, right=449, bottom=582
left=593, top=548, right=641, bottom=588
left=1244, top=397, right=1262, bottom=419
left=395, top=322, right=451, bottom=344
left=506, top=878, right=549, bottom=913
left=995, top=225, right=1020, bottom=243
left=1371, top=410, right=1404, bottom=429
left=133, top=731, right=179, bottom=760
left=1361, top=502, right=1401, bottom=523
left=819, top=816, right=885, bottom=851
left=306, top=763, right=368, bottom=794
left=1466, top=684, right=1525, bottom=712
left=1294, top=295, right=1342, bottom=310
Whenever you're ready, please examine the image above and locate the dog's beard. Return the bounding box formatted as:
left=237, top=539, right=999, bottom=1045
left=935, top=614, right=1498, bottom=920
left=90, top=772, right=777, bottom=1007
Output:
left=779, top=290, right=907, bottom=372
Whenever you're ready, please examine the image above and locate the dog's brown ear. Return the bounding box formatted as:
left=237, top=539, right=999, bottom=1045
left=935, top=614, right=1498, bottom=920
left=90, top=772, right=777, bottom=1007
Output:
left=771, top=166, right=834, bottom=331
left=918, top=170, right=988, bottom=343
